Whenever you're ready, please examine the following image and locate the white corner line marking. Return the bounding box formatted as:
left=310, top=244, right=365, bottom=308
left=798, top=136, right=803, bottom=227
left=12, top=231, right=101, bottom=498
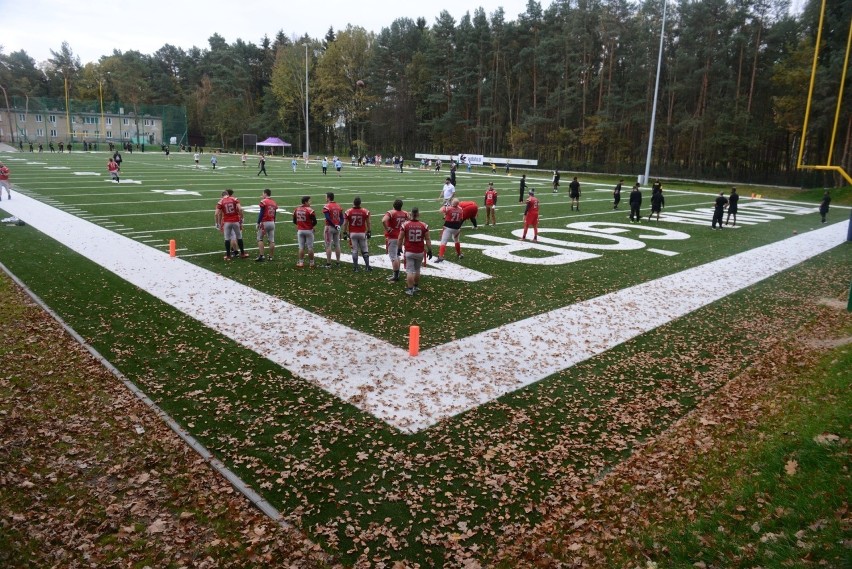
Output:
left=2, top=193, right=848, bottom=433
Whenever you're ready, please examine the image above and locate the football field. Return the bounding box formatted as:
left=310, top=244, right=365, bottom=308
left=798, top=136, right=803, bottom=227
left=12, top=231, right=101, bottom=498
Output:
left=0, top=149, right=849, bottom=565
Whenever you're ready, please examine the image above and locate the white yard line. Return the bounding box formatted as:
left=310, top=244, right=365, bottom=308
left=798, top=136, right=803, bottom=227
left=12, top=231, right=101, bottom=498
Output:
left=1, top=193, right=848, bottom=433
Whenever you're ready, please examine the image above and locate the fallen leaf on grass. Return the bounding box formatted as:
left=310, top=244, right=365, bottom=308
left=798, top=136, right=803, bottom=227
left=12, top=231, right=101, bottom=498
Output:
left=784, top=459, right=798, bottom=476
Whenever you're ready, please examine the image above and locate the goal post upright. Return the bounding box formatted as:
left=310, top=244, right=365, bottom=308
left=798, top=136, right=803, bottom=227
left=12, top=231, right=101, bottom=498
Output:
left=797, top=0, right=852, bottom=186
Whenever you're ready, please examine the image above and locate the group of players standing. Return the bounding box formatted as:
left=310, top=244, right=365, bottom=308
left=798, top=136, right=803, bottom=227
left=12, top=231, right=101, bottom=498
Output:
left=215, top=189, right=437, bottom=295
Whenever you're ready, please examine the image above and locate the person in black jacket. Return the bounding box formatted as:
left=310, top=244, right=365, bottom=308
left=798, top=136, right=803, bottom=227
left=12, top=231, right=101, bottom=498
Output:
left=613, top=179, right=623, bottom=209
left=712, top=191, right=728, bottom=229
left=648, top=186, right=665, bottom=221
left=519, top=174, right=527, bottom=202
left=629, top=183, right=642, bottom=222
left=725, top=187, right=740, bottom=226
left=819, top=190, right=831, bottom=223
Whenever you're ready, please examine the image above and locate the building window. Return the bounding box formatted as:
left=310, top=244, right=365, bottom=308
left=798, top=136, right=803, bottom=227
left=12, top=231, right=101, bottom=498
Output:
left=35, top=114, right=43, bottom=123
left=144, top=118, right=155, bottom=126
left=106, top=130, right=113, bottom=138
left=106, top=117, right=112, bottom=125
left=49, top=115, right=57, bottom=123
left=18, top=113, right=26, bottom=122
left=50, top=129, right=58, bottom=138
left=123, top=131, right=129, bottom=138
left=37, top=128, right=44, bottom=137
left=84, top=116, right=98, bottom=124
left=122, top=118, right=129, bottom=125
left=20, top=128, right=27, bottom=137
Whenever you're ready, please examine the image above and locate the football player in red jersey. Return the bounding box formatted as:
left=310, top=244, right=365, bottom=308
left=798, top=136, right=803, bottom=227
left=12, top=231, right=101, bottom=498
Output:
left=293, top=195, right=318, bottom=268
left=255, top=188, right=277, bottom=262
left=398, top=207, right=433, bottom=295
left=520, top=189, right=540, bottom=241
left=458, top=200, right=480, bottom=228
left=343, top=196, right=372, bottom=271
left=382, top=199, right=410, bottom=281
left=216, top=188, right=249, bottom=259
left=483, top=182, right=498, bottom=225
left=435, top=198, right=464, bottom=263
left=322, top=192, right=344, bottom=268
left=0, top=162, right=11, bottom=200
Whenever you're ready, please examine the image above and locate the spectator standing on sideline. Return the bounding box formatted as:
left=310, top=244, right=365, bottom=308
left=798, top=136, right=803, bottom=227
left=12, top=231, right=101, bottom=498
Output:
left=399, top=208, right=433, bottom=296
left=293, top=195, right=317, bottom=268
left=725, top=187, right=740, bottom=226
left=0, top=162, right=12, bottom=200
left=569, top=176, right=581, bottom=211
left=107, top=158, right=120, bottom=183
left=343, top=196, right=372, bottom=271
left=613, top=179, right=623, bottom=209
left=322, top=192, right=344, bottom=268
left=552, top=169, right=560, bottom=193
left=629, top=183, right=643, bottom=222
left=257, top=154, right=268, bottom=176
left=439, top=177, right=456, bottom=207
left=520, top=189, right=540, bottom=241
left=484, top=182, right=498, bottom=226
left=382, top=199, right=410, bottom=282
left=519, top=174, right=527, bottom=202
left=255, top=189, right=278, bottom=262
left=435, top=198, right=464, bottom=263
left=712, top=191, right=728, bottom=230
left=649, top=185, right=665, bottom=221
left=819, top=190, right=831, bottom=223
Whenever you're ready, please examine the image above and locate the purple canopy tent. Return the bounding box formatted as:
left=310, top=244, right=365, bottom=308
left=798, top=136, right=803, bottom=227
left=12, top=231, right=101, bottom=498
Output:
left=256, top=137, right=292, bottom=156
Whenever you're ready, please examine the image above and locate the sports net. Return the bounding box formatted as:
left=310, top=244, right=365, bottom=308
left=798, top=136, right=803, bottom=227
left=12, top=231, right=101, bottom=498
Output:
left=242, top=134, right=258, bottom=153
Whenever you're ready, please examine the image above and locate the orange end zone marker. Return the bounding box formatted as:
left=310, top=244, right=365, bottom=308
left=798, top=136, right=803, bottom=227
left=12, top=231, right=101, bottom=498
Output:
left=169, top=239, right=176, bottom=257
left=409, top=325, right=420, bottom=356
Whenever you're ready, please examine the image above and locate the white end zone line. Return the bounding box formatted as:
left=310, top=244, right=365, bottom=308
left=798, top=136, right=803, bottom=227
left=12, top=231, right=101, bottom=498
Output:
left=1, top=193, right=848, bottom=433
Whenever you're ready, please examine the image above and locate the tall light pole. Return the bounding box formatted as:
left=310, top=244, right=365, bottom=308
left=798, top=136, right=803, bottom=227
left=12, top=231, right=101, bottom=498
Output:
left=0, top=84, right=11, bottom=143
left=61, top=71, right=73, bottom=143
left=304, top=43, right=310, bottom=160
left=642, top=0, right=667, bottom=186
left=97, top=74, right=108, bottom=145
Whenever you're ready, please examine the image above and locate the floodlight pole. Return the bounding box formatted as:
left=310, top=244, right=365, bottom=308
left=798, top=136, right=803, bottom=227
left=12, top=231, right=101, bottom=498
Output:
left=642, top=0, right=667, bottom=186
left=304, top=43, right=310, bottom=159
left=63, top=73, right=72, bottom=143
left=97, top=76, right=106, bottom=145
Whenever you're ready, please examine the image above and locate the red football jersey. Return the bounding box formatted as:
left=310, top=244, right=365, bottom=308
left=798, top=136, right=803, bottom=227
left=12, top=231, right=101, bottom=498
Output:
left=524, top=196, right=540, bottom=218
left=323, top=202, right=343, bottom=226
left=459, top=201, right=478, bottom=221
left=107, top=161, right=118, bottom=173
left=259, top=197, right=277, bottom=222
left=401, top=220, right=429, bottom=253
left=0, top=166, right=9, bottom=180
left=443, top=205, right=464, bottom=228
left=345, top=207, right=370, bottom=233
left=484, top=188, right=497, bottom=206
left=217, top=196, right=241, bottom=223
left=293, top=205, right=316, bottom=231
left=384, top=209, right=409, bottom=239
